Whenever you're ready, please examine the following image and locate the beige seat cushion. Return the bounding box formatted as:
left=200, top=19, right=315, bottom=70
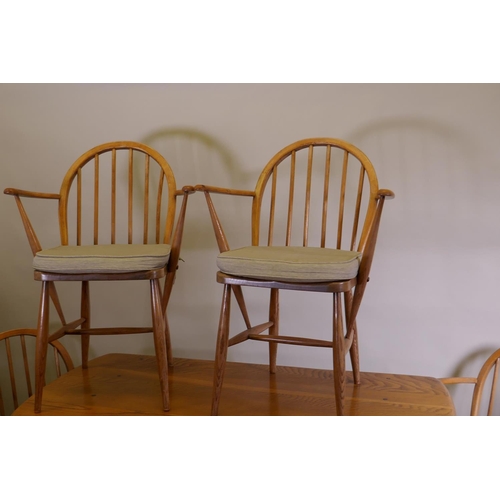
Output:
left=217, top=246, right=361, bottom=282
left=33, top=244, right=171, bottom=274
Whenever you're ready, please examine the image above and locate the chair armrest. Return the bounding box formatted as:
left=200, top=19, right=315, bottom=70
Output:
left=194, top=184, right=255, bottom=197
left=439, top=377, right=477, bottom=386
left=175, top=185, right=197, bottom=196
left=377, top=188, right=395, bottom=200
left=4, top=187, right=60, bottom=200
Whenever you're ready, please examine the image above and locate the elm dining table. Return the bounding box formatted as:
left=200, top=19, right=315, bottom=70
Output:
left=12, top=353, right=456, bottom=416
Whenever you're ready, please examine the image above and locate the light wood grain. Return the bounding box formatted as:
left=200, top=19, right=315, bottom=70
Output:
left=4, top=141, right=192, bottom=414
left=441, top=347, right=500, bottom=416
left=0, top=329, right=73, bottom=416
left=195, top=138, right=395, bottom=416
left=11, top=354, right=456, bottom=416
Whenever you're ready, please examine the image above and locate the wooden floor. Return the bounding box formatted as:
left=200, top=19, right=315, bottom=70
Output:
left=12, top=353, right=455, bottom=416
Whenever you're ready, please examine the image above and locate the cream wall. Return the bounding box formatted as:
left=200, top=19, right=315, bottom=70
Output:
left=1, top=83, right=499, bottom=415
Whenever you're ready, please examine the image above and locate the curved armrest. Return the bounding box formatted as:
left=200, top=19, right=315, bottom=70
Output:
left=377, top=188, right=395, bottom=200
left=439, top=377, right=477, bottom=386
left=4, top=187, right=60, bottom=200
left=175, top=185, right=197, bottom=196
left=194, top=184, right=255, bottom=197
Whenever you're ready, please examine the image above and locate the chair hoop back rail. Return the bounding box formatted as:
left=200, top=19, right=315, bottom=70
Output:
left=4, top=141, right=194, bottom=413
left=195, top=137, right=394, bottom=416
left=440, top=347, right=500, bottom=416
left=0, top=329, right=74, bottom=416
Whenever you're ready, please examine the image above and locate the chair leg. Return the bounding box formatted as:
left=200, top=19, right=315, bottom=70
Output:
left=349, top=325, right=361, bottom=385
left=211, top=284, right=232, bottom=416
left=332, top=293, right=346, bottom=416
left=164, top=315, right=174, bottom=367
left=269, top=288, right=279, bottom=374
left=150, top=278, right=170, bottom=411
left=81, top=281, right=90, bottom=369
left=34, top=282, right=50, bottom=413
left=162, top=274, right=174, bottom=366
left=345, top=290, right=360, bottom=385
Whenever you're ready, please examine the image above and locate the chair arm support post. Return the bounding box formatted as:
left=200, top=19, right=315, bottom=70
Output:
left=4, top=188, right=61, bottom=256
left=194, top=184, right=256, bottom=252
left=346, top=189, right=394, bottom=335
left=196, top=186, right=253, bottom=329
left=168, top=188, right=192, bottom=271
left=203, top=191, right=231, bottom=253
left=12, top=195, right=43, bottom=256
left=5, top=190, right=68, bottom=326
left=163, top=189, right=192, bottom=311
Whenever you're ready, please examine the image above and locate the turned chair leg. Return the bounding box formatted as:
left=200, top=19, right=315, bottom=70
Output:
left=349, top=325, right=361, bottom=385
left=150, top=278, right=170, bottom=412
left=164, top=315, right=174, bottom=367
left=269, top=288, right=279, bottom=374
left=345, top=291, right=361, bottom=385
left=332, top=293, right=346, bottom=416
left=211, top=284, right=231, bottom=416
left=161, top=274, right=175, bottom=367
left=35, top=282, right=50, bottom=414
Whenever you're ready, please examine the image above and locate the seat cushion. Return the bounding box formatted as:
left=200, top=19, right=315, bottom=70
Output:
left=217, top=246, right=361, bottom=282
left=33, top=244, right=171, bottom=274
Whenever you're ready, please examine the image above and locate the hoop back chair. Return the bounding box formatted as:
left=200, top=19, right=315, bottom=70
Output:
left=441, top=348, right=500, bottom=416
left=0, top=329, right=74, bottom=415
left=4, top=141, right=192, bottom=413
left=195, top=138, right=394, bottom=416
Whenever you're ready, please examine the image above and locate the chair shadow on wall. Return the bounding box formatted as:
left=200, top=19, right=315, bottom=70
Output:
left=62, top=129, right=245, bottom=364
left=347, top=117, right=499, bottom=415
left=140, top=127, right=248, bottom=250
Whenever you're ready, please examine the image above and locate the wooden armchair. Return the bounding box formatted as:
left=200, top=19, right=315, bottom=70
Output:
left=0, top=329, right=74, bottom=415
left=441, top=348, right=500, bottom=416
left=195, top=138, right=394, bottom=416
left=4, top=141, right=193, bottom=413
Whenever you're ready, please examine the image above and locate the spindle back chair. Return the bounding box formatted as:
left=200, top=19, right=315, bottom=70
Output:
left=4, top=141, right=192, bottom=413
left=195, top=137, right=394, bottom=416
left=441, top=348, right=500, bottom=416
left=0, top=329, right=74, bottom=416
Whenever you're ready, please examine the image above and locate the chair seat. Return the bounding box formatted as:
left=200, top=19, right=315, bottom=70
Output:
left=216, top=246, right=361, bottom=282
left=33, top=244, right=172, bottom=274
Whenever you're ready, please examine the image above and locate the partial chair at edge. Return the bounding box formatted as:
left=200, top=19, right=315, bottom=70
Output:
left=441, top=347, right=500, bottom=416
left=195, top=138, right=394, bottom=416
left=4, top=141, right=194, bottom=413
left=0, top=329, right=74, bottom=415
